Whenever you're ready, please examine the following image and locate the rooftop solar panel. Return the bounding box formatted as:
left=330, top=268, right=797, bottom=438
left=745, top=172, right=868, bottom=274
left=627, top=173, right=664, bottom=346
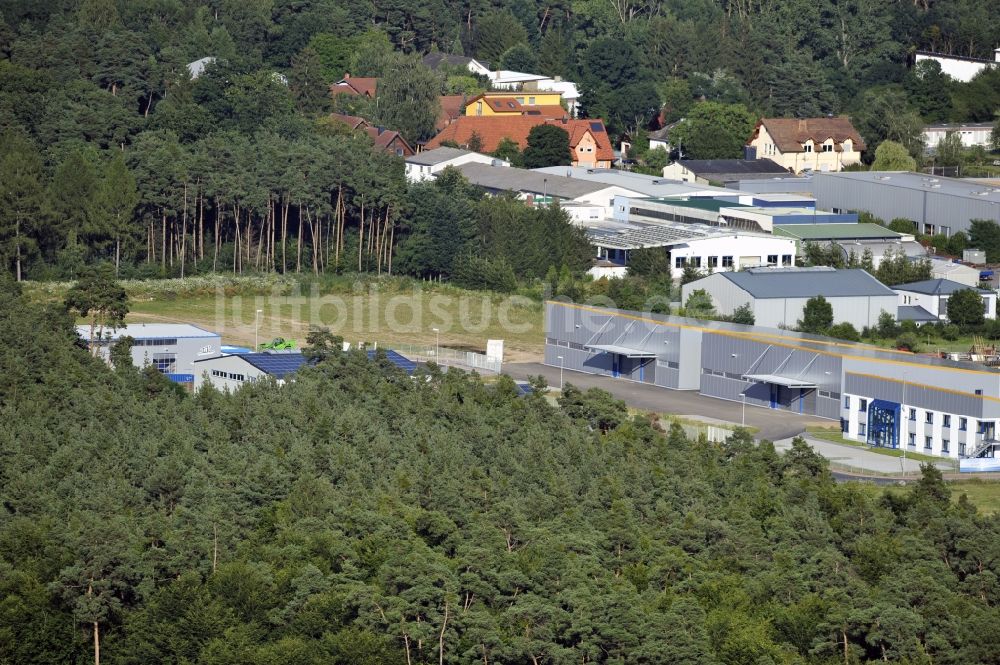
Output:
left=241, top=352, right=307, bottom=378
left=368, top=349, right=419, bottom=375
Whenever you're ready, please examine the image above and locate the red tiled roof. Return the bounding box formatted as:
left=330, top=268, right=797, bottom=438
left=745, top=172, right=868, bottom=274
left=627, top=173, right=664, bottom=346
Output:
left=425, top=116, right=613, bottom=162
left=754, top=117, right=866, bottom=153
left=330, top=113, right=369, bottom=130
left=437, top=94, right=466, bottom=131
left=365, top=127, right=414, bottom=156
left=330, top=76, right=378, bottom=97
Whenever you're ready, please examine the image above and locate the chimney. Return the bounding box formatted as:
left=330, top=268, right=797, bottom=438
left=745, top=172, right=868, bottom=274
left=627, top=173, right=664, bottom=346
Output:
left=343, top=72, right=350, bottom=79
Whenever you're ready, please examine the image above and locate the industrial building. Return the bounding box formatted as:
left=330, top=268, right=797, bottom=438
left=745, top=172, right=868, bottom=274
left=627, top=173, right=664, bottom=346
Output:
left=532, top=166, right=745, bottom=199
left=811, top=172, right=1000, bottom=236
left=545, top=300, right=1000, bottom=463
left=404, top=147, right=504, bottom=183
left=680, top=266, right=898, bottom=330
left=194, top=352, right=307, bottom=391
left=588, top=223, right=796, bottom=278
left=661, top=159, right=790, bottom=186
left=773, top=223, right=923, bottom=268
left=79, top=323, right=221, bottom=386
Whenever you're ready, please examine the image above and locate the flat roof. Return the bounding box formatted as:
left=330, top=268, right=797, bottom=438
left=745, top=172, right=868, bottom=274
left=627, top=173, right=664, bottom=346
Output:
left=77, top=323, right=219, bottom=339
left=455, top=163, right=627, bottom=199
left=814, top=171, right=1000, bottom=203
left=727, top=206, right=837, bottom=216
left=532, top=166, right=744, bottom=197
left=752, top=193, right=815, bottom=202
left=588, top=223, right=774, bottom=250
left=406, top=146, right=477, bottom=165
left=670, top=159, right=789, bottom=176
left=924, top=122, right=995, bottom=131
left=643, top=197, right=747, bottom=212
left=715, top=266, right=896, bottom=299
left=773, top=223, right=904, bottom=240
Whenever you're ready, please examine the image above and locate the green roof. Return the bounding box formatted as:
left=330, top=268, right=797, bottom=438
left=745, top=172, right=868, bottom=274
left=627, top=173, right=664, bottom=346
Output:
left=773, top=223, right=904, bottom=241
left=645, top=197, right=748, bottom=212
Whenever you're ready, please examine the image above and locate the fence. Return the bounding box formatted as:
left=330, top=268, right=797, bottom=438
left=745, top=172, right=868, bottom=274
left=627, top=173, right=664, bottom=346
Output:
left=387, top=343, right=502, bottom=374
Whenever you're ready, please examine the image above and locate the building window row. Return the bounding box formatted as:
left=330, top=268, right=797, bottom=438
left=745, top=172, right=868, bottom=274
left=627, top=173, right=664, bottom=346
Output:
left=211, top=369, right=246, bottom=381
left=135, top=338, right=178, bottom=347
left=676, top=256, right=737, bottom=269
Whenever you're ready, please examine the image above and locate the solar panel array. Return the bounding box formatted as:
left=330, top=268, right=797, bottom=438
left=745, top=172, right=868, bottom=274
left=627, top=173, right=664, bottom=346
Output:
left=242, top=353, right=307, bottom=378
left=590, top=224, right=715, bottom=249
left=368, top=349, right=419, bottom=375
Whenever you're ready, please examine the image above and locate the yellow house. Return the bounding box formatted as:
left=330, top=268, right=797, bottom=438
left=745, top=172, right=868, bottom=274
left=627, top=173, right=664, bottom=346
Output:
left=464, top=93, right=567, bottom=118
left=747, top=117, right=866, bottom=174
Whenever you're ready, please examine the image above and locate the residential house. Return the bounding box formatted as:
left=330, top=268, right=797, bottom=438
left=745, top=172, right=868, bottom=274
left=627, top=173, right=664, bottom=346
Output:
left=421, top=53, right=492, bottom=77
left=329, top=114, right=414, bottom=157
left=484, top=71, right=580, bottom=116
left=405, top=147, right=506, bottom=183
left=436, top=94, right=467, bottom=131
left=464, top=92, right=567, bottom=119
left=330, top=73, right=378, bottom=98
left=662, top=159, right=789, bottom=186
left=680, top=266, right=898, bottom=330
left=893, top=278, right=997, bottom=321
left=425, top=116, right=614, bottom=168
left=747, top=117, right=865, bottom=174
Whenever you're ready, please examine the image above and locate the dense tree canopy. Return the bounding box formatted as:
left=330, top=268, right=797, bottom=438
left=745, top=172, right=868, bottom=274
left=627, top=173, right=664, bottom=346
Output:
left=4, top=284, right=999, bottom=663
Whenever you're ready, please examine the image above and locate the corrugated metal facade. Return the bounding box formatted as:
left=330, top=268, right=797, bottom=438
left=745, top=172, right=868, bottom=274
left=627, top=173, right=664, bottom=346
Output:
left=545, top=301, right=1000, bottom=458
left=813, top=175, right=1000, bottom=234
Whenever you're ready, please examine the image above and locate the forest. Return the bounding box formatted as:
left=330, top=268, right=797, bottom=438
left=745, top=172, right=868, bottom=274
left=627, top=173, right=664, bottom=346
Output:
left=2, top=0, right=1000, bottom=282
left=3, top=278, right=1000, bottom=664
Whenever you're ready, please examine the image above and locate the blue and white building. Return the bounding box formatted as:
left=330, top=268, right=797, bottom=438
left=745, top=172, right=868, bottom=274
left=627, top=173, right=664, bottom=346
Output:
left=80, top=323, right=220, bottom=385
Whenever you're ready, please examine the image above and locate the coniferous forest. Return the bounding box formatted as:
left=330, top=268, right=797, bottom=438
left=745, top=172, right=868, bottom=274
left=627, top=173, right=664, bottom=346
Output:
left=2, top=1, right=999, bottom=283
left=3, top=278, right=1000, bottom=663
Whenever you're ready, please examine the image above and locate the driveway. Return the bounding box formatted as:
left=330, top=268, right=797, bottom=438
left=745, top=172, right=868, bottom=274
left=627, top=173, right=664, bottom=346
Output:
left=503, top=362, right=819, bottom=442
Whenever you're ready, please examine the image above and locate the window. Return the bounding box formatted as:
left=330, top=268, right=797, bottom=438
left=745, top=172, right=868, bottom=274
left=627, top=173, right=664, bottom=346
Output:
left=766, top=254, right=779, bottom=265
left=943, top=414, right=951, bottom=428
left=675, top=257, right=687, bottom=268
left=476, top=101, right=483, bottom=116
left=942, top=439, right=950, bottom=453
left=515, top=97, right=524, bottom=104
left=822, top=144, right=834, bottom=152
left=960, top=417, right=968, bottom=431
left=844, top=395, right=850, bottom=409
left=708, top=256, right=719, bottom=268
left=722, top=256, right=734, bottom=267
left=923, top=223, right=936, bottom=235
left=908, top=433, right=915, bottom=447
left=975, top=389, right=983, bottom=395
left=691, top=257, right=702, bottom=268
left=859, top=399, right=868, bottom=413
left=909, top=408, right=916, bottom=421
left=960, top=442, right=967, bottom=456
left=803, top=144, right=813, bottom=153
left=528, top=96, right=535, bottom=104
left=925, top=411, right=934, bottom=424
left=781, top=254, right=793, bottom=266
left=858, top=424, right=867, bottom=437
left=924, top=436, right=932, bottom=450
left=152, top=353, right=175, bottom=374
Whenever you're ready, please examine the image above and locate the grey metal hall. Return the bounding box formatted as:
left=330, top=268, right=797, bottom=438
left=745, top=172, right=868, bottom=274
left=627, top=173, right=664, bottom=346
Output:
left=544, top=301, right=1000, bottom=462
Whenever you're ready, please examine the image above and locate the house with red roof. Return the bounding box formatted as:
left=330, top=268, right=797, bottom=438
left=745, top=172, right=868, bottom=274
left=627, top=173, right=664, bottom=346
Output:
left=329, top=114, right=414, bottom=157
left=330, top=74, right=378, bottom=98
left=425, top=116, right=613, bottom=168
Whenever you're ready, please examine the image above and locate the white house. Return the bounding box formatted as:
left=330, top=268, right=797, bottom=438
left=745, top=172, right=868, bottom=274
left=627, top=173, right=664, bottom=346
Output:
left=914, top=49, right=1000, bottom=83
left=893, top=278, right=996, bottom=321
left=421, top=53, right=492, bottom=78
left=746, top=117, right=865, bottom=174
left=486, top=71, right=580, bottom=116
left=681, top=266, right=898, bottom=330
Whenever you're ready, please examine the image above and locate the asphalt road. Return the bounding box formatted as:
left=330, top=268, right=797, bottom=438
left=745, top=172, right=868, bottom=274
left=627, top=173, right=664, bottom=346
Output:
left=503, top=362, right=818, bottom=441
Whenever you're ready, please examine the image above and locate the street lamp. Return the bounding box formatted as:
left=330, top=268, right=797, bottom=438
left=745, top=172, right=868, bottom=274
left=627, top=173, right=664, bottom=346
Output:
left=254, top=309, right=263, bottom=350
left=432, top=328, right=440, bottom=365
left=557, top=355, right=564, bottom=390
